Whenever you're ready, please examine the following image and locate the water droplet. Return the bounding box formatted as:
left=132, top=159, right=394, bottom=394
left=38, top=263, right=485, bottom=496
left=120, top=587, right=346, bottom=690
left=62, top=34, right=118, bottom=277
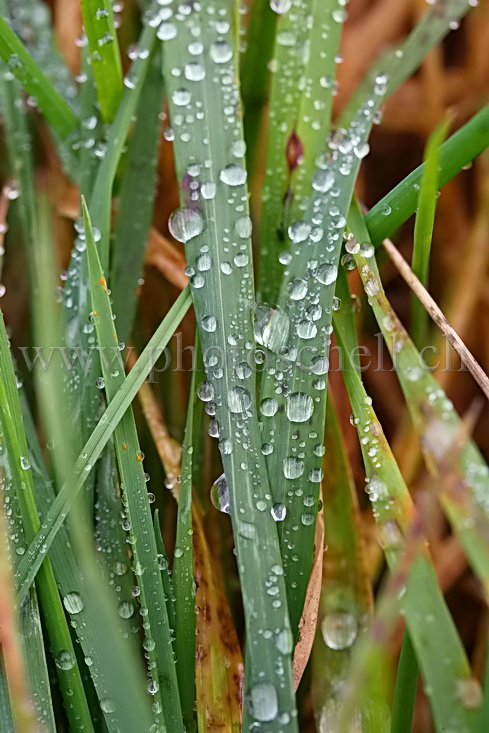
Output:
left=55, top=650, right=75, bottom=670
left=271, top=503, right=286, bottom=521
left=249, top=682, right=278, bottom=722
left=201, top=181, right=216, bottom=200
left=456, top=678, right=482, bottom=709
left=118, top=601, right=134, bottom=619
left=286, top=393, right=313, bottom=423
left=95, top=377, right=105, bottom=389
left=283, top=456, right=305, bottom=479
left=270, top=0, right=292, bottom=13
left=100, top=698, right=116, bottom=713
left=172, top=88, right=191, bottom=106
left=260, top=398, right=279, bottom=417
left=254, top=304, right=289, bottom=353
left=210, top=41, right=233, bottom=64
left=236, top=216, right=252, bottom=238
left=169, top=208, right=204, bottom=243
left=219, top=164, right=247, bottom=186
left=20, top=456, right=30, bottom=470
left=201, top=315, right=217, bottom=333
left=288, top=221, right=311, bottom=243
left=312, top=169, right=334, bottom=193
left=184, top=62, right=205, bottom=81
left=198, top=381, right=215, bottom=402
left=228, top=386, right=251, bottom=413
left=321, top=611, right=358, bottom=650
left=315, top=263, right=338, bottom=286
left=157, top=23, right=177, bottom=41
left=288, top=279, right=307, bottom=301
left=63, top=592, right=84, bottom=614
left=211, top=473, right=230, bottom=514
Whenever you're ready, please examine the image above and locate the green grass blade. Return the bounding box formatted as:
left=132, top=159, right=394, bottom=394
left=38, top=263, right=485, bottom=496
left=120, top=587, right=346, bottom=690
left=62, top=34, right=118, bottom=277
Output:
left=411, top=119, right=449, bottom=347
left=161, top=3, right=298, bottom=728
left=0, top=13, right=78, bottom=137
left=258, top=80, right=385, bottom=637
left=173, top=362, right=197, bottom=732
left=80, top=0, right=123, bottom=123
left=0, top=659, right=14, bottom=733
left=83, top=197, right=184, bottom=732
left=241, top=0, right=277, bottom=173
left=7, top=0, right=77, bottom=107
left=0, top=442, right=55, bottom=732
left=366, top=104, right=489, bottom=245
left=94, top=441, right=138, bottom=637
left=348, top=199, right=489, bottom=600
left=111, top=50, right=164, bottom=344
left=391, top=631, right=418, bottom=733
left=335, top=324, right=480, bottom=733
left=15, top=285, right=191, bottom=604
left=257, top=0, right=316, bottom=302
left=311, top=394, right=375, bottom=729
left=0, top=315, right=94, bottom=733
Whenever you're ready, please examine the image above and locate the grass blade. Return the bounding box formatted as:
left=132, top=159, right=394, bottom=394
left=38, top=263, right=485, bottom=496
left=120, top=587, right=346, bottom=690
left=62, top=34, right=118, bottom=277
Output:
left=257, top=0, right=316, bottom=302
left=111, top=50, right=164, bottom=344
left=162, top=4, right=298, bottom=729
left=311, top=394, right=374, bottom=730
left=348, top=199, right=489, bottom=600
left=241, top=0, right=277, bottom=173
left=335, top=324, right=480, bottom=732
left=80, top=0, right=123, bottom=123
left=173, top=363, right=197, bottom=731
left=0, top=314, right=94, bottom=733
left=366, top=104, right=489, bottom=245
left=83, top=197, right=184, bottom=731
left=15, top=284, right=191, bottom=604
left=391, top=631, right=418, bottom=733
left=411, top=119, right=449, bottom=347
left=0, top=13, right=77, bottom=137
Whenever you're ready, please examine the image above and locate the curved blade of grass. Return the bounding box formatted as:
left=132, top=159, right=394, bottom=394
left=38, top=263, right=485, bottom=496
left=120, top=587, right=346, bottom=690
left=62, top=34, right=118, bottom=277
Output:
left=0, top=659, right=14, bottom=733
left=0, top=13, right=77, bottom=137
left=241, top=0, right=277, bottom=173
left=257, top=0, right=315, bottom=302
left=335, top=324, right=480, bottom=733
left=0, top=504, right=38, bottom=733
left=366, top=104, right=489, bottom=245
left=7, top=0, right=77, bottom=108
left=83, top=197, right=183, bottom=732
left=0, top=315, right=94, bottom=733
left=161, top=3, right=298, bottom=728
left=411, top=118, right=450, bottom=348
left=311, top=393, right=374, bottom=730
left=62, top=15, right=159, bottom=508
left=391, top=631, right=418, bottom=733
left=0, top=443, right=56, bottom=732
left=111, top=49, right=164, bottom=344
left=15, top=284, right=191, bottom=604
left=80, top=0, right=123, bottom=123
left=173, top=362, right=196, bottom=732
left=347, top=199, right=489, bottom=600
left=94, top=441, right=138, bottom=637
left=259, top=80, right=386, bottom=637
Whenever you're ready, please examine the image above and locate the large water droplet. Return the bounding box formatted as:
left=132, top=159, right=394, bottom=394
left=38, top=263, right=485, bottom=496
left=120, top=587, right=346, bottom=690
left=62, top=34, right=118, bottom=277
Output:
left=283, top=456, right=305, bottom=479
left=249, top=682, right=278, bottom=722
left=219, top=164, right=247, bottom=186
left=63, top=592, right=84, bottom=614
left=286, top=392, right=314, bottom=423
left=254, top=304, right=289, bottom=353
left=228, top=386, right=252, bottom=413
left=315, top=263, right=338, bottom=286
left=210, top=41, right=233, bottom=64
left=55, top=650, right=75, bottom=670
left=260, top=398, right=279, bottom=417
left=321, top=611, right=358, bottom=650
left=211, top=473, right=230, bottom=514
left=270, top=0, right=292, bottom=13
left=169, top=208, right=204, bottom=243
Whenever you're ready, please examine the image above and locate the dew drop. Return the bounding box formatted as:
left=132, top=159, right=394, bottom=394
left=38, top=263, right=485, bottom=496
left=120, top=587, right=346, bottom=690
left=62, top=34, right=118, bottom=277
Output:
left=321, top=611, right=358, bottom=650
left=210, top=473, right=230, bottom=514
left=228, top=386, right=252, bottom=413
left=249, top=682, right=278, bottom=723
left=63, top=592, right=84, bottom=614
left=286, top=393, right=313, bottom=423
left=168, top=208, right=204, bottom=243
left=219, top=164, right=247, bottom=187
